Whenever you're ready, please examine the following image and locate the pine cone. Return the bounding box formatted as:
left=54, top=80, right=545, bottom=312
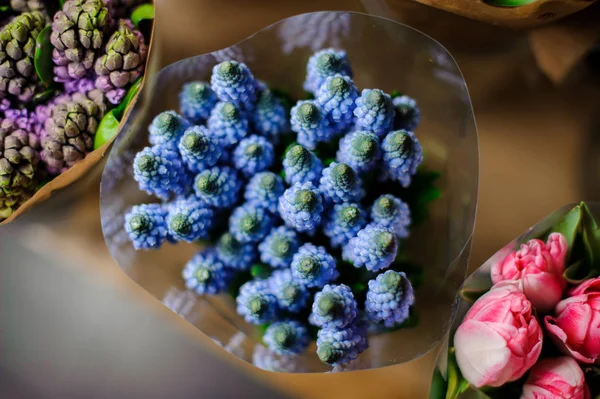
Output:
left=0, top=119, right=39, bottom=220
left=0, top=11, right=47, bottom=103
left=41, top=89, right=106, bottom=174
left=51, top=0, right=111, bottom=82
left=94, top=19, right=147, bottom=104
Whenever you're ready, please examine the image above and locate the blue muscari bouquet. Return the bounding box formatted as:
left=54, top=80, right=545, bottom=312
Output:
left=125, top=51, right=433, bottom=368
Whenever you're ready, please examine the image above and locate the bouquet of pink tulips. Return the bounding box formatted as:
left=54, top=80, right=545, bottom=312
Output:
left=430, top=202, right=600, bottom=399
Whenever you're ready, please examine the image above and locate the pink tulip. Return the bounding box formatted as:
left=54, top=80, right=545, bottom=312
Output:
left=454, top=282, right=543, bottom=388
left=545, top=277, right=600, bottom=364
left=521, top=357, right=590, bottom=399
left=491, top=233, right=567, bottom=313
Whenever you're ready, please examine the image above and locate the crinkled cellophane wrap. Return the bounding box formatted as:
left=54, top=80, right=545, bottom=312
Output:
left=100, top=12, right=478, bottom=373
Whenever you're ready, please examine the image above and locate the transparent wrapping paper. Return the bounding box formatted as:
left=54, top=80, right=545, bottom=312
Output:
left=100, top=12, right=478, bottom=373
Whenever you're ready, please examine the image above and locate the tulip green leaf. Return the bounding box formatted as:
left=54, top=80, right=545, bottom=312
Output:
left=551, top=204, right=582, bottom=260
left=131, top=4, right=154, bottom=29
left=563, top=260, right=595, bottom=285
left=94, top=110, right=120, bottom=150
left=34, top=26, right=54, bottom=86
left=581, top=203, right=600, bottom=274
left=113, top=77, right=143, bottom=120
left=429, top=369, right=448, bottom=399
left=446, top=348, right=470, bottom=399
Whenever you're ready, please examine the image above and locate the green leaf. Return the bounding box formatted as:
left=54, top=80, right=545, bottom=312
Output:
left=34, top=26, right=54, bottom=86
left=563, top=260, right=595, bottom=284
left=0, top=5, right=11, bottom=12
left=113, top=77, right=143, bottom=120
left=250, top=264, right=272, bottom=279
left=483, top=0, right=538, bottom=6
left=429, top=368, right=448, bottom=399
left=581, top=203, right=600, bottom=274
left=59, top=0, right=66, bottom=7
left=391, top=90, right=404, bottom=98
left=131, top=3, right=154, bottom=29
left=93, top=110, right=120, bottom=149
left=33, top=88, right=55, bottom=104
left=446, top=348, right=470, bottom=399
left=551, top=204, right=582, bottom=259
left=402, top=169, right=442, bottom=226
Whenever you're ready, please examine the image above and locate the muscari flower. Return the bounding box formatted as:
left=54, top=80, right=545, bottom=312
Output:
left=381, top=129, right=423, bottom=188
left=353, top=89, right=394, bottom=137
left=179, top=81, right=218, bottom=124
left=303, top=48, right=353, bottom=94
left=259, top=226, right=300, bottom=269
left=252, top=89, right=289, bottom=143
left=315, top=74, right=358, bottom=132
left=215, top=232, right=256, bottom=271
left=282, top=144, right=323, bottom=186
left=264, top=321, right=310, bottom=355
left=133, top=145, right=190, bottom=200
left=207, top=101, right=248, bottom=146
left=229, top=204, right=274, bottom=243
left=371, top=194, right=410, bottom=238
left=316, top=320, right=368, bottom=367
left=337, top=130, right=381, bottom=173
left=291, top=243, right=338, bottom=288
left=343, top=224, right=397, bottom=272
left=236, top=279, right=278, bottom=324
left=278, top=181, right=324, bottom=234
left=319, top=162, right=364, bottom=204
left=178, top=125, right=222, bottom=173
left=323, top=202, right=367, bottom=248
left=148, top=111, right=190, bottom=148
left=268, top=269, right=310, bottom=313
left=365, top=270, right=414, bottom=327
left=290, top=100, right=335, bottom=150
left=182, top=249, right=233, bottom=295
left=166, top=197, right=215, bottom=242
left=393, top=95, right=420, bottom=132
left=193, top=166, right=240, bottom=209
left=244, top=172, right=284, bottom=214
left=310, top=284, right=357, bottom=329
left=210, top=61, right=257, bottom=110
left=124, top=203, right=168, bottom=250
left=233, top=135, right=275, bottom=177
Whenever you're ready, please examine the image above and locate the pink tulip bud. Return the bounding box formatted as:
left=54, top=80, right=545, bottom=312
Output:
left=454, top=282, right=543, bottom=388
left=545, top=277, right=600, bottom=364
left=491, top=234, right=567, bottom=313
left=521, top=357, right=590, bottom=399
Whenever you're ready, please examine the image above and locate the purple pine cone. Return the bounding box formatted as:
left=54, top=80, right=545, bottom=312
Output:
left=393, top=95, right=420, bottom=132
left=233, top=135, right=274, bottom=177
left=182, top=249, right=233, bottom=295
left=244, top=172, right=284, bottom=214
left=252, top=89, right=289, bottom=143
left=315, top=74, right=358, bottom=132
left=179, top=81, right=218, bottom=124
left=291, top=243, right=338, bottom=288
left=210, top=61, right=257, bottom=110
left=323, top=202, right=367, bottom=248
left=353, top=89, right=394, bottom=137
left=236, top=279, right=278, bottom=324
left=166, top=197, right=215, bottom=242
left=316, top=320, right=368, bottom=367
left=365, top=270, right=414, bottom=327
left=336, top=131, right=381, bottom=173
left=343, top=224, right=397, bottom=272
left=310, top=284, right=357, bottom=328
left=319, top=162, right=364, bottom=204
left=124, top=203, right=168, bottom=250
left=268, top=269, right=310, bottom=313
left=290, top=100, right=335, bottom=150
left=303, top=48, right=353, bottom=94
left=193, top=166, right=240, bottom=209
left=216, top=232, right=256, bottom=271
left=148, top=111, right=190, bottom=149
left=259, top=226, right=300, bottom=269
left=371, top=194, right=410, bottom=238
left=133, top=145, right=190, bottom=200
left=282, top=144, right=323, bottom=186
left=381, top=129, right=423, bottom=188
left=264, top=320, right=310, bottom=355
left=207, top=101, right=249, bottom=146
left=178, top=125, right=222, bottom=173
left=229, top=204, right=274, bottom=243
left=278, top=182, right=324, bottom=234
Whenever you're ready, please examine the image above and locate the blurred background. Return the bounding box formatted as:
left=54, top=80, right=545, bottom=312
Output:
left=2, top=0, right=600, bottom=397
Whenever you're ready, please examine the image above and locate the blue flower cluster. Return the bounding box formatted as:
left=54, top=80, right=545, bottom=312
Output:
left=126, top=52, right=423, bottom=368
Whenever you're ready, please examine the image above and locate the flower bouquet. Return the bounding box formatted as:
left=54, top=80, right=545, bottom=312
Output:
left=101, top=12, right=478, bottom=372
left=0, top=0, right=154, bottom=224
left=431, top=202, right=600, bottom=398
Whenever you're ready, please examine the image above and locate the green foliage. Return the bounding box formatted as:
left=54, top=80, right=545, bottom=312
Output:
left=34, top=26, right=54, bottom=86
left=131, top=3, right=154, bottom=28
